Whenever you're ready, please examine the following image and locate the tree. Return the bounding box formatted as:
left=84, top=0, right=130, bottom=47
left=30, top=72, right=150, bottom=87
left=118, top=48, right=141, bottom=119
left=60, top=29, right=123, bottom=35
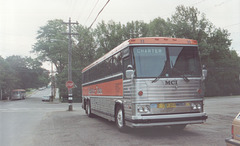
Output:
left=32, top=19, right=69, bottom=99
left=6, top=56, right=49, bottom=89
left=0, top=56, right=17, bottom=98
left=0, top=55, right=49, bottom=99
left=94, top=20, right=125, bottom=58
left=169, top=5, right=240, bottom=96
left=147, top=17, right=172, bottom=37
left=32, top=19, right=68, bottom=74
left=71, top=25, right=96, bottom=99
left=31, top=5, right=240, bottom=99
left=122, top=20, right=148, bottom=39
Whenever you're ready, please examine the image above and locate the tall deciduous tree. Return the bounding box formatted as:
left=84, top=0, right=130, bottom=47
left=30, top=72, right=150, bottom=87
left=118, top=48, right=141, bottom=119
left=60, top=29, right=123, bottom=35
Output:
left=0, top=56, right=17, bottom=98
left=5, top=56, right=49, bottom=89
left=94, top=20, right=125, bottom=58
left=147, top=17, right=172, bottom=37
left=32, top=19, right=69, bottom=99
left=0, top=55, right=49, bottom=99
left=169, top=5, right=240, bottom=96
left=32, top=19, right=68, bottom=74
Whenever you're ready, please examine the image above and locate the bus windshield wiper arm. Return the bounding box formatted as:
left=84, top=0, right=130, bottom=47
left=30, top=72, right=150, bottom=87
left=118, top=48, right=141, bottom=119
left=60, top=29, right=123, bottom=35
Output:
left=152, top=60, right=169, bottom=83
left=152, top=72, right=163, bottom=83
left=172, top=68, right=189, bottom=82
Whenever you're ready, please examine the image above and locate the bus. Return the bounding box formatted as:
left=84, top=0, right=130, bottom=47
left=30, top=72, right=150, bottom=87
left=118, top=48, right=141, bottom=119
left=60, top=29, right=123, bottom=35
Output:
left=82, top=37, right=208, bottom=131
left=11, top=89, right=26, bottom=100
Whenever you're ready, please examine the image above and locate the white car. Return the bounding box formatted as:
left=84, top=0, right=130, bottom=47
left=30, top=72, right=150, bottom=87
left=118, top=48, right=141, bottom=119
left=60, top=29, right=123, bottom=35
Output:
left=42, top=95, right=51, bottom=102
left=225, top=112, right=240, bottom=146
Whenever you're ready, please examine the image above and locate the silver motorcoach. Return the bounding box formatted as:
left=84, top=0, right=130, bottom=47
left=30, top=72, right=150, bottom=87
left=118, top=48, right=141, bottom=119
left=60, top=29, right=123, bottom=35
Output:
left=82, top=37, right=208, bottom=131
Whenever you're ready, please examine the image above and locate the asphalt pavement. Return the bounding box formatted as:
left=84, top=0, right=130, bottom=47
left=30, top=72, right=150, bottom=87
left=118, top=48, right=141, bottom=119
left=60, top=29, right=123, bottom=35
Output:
left=1, top=88, right=240, bottom=146
left=0, top=88, right=81, bottom=146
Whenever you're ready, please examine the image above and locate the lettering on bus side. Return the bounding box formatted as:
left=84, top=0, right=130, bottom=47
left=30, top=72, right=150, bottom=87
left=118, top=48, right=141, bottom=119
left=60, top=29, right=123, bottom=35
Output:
left=165, top=80, right=177, bottom=85
left=88, top=86, right=103, bottom=95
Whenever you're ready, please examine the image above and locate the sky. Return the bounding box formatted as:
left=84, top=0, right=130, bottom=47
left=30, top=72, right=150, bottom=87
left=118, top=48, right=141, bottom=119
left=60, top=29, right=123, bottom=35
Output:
left=0, top=0, right=240, bottom=63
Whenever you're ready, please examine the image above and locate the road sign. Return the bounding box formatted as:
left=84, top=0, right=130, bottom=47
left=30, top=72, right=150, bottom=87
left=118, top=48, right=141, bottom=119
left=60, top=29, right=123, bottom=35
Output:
left=66, top=80, right=74, bottom=89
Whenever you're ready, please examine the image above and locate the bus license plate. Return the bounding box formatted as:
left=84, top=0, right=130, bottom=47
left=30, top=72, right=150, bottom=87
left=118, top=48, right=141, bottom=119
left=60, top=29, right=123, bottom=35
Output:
left=157, top=103, right=176, bottom=108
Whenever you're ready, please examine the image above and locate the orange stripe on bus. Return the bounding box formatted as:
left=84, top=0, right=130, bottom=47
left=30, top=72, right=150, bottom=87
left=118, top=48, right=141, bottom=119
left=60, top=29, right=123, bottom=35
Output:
left=82, top=79, right=123, bottom=96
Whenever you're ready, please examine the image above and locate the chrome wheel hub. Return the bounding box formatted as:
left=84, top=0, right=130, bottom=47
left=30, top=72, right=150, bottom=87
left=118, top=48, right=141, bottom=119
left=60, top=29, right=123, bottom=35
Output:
left=117, top=109, right=123, bottom=127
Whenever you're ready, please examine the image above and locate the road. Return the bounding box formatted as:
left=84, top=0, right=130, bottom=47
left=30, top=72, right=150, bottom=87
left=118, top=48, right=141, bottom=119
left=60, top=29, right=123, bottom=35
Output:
left=1, top=88, right=239, bottom=146
left=0, top=88, right=79, bottom=146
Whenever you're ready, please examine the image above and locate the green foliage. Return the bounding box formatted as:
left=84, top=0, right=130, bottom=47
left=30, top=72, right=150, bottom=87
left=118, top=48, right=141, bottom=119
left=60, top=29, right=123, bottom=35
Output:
left=0, top=55, right=49, bottom=98
left=94, top=21, right=125, bottom=58
left=147, top=17, right=172, bottom=37
left=0, top=56, right=17, bottom=97
left=167, top=5, right=240, bottom=96
left=32, top=5, right=240, bottom=98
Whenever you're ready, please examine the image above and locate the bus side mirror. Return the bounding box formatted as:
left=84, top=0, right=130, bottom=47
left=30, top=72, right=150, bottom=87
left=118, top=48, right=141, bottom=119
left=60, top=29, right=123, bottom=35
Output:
left=126, top=65, right=134, bottom=79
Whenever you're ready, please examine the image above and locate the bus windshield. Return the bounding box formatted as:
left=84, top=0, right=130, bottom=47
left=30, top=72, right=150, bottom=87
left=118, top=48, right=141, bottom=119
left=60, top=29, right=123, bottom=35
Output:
left=133, top=46, right=201, bottom=78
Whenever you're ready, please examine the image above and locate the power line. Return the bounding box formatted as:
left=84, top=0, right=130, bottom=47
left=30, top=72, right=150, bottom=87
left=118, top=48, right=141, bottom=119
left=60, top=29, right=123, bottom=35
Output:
left=85, top=0, right=100, bottom=25
left=77, top=0, right=89, bottom=23
left=88, top=0, right=110, bottom=29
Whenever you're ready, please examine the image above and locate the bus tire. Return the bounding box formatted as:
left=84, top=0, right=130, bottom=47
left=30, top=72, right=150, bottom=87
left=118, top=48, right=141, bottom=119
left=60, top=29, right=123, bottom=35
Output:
left=86, top=100, right=93, bottom=117
left=116, top=105, right=127, bottom=132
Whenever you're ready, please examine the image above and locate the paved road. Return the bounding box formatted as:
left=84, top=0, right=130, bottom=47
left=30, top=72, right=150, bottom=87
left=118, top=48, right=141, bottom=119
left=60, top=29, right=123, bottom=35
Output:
left=1, top=89, right=240, bottom=146
left=0, top=88, right=80, bottom=146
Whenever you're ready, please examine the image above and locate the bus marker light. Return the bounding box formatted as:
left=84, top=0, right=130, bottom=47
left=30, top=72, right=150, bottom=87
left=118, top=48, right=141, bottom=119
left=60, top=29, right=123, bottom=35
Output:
left=130, top=39, right=136, bottom=42
left=193, top=40, right=198, bottom=44
left=138, top=91, right=143, bottom=96
left=197, top=89, right=202, bottom=94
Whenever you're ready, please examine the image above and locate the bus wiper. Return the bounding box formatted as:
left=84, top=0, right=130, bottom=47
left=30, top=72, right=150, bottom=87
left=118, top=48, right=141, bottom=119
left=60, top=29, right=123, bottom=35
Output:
left=152, top=61, right=168, bottom=83
left=172, top=68, right=189, bottom=82
left=152, top=72, right=163, bottom=83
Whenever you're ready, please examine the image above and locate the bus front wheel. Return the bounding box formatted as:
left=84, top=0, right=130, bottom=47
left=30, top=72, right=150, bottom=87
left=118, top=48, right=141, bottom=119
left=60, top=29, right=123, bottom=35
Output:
left=116, top=106, right=127, bottom=132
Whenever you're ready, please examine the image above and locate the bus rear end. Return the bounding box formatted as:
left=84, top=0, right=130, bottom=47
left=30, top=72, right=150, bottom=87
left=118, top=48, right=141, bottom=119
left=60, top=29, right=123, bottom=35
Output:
left=123, top=38, right=207, bottom=129
left=11, top=89, right=26, bottom=100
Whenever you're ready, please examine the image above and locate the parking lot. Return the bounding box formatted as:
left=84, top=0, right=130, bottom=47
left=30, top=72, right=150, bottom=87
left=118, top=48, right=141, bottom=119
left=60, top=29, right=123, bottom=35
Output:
left=1, top=89, right=239, bottom=146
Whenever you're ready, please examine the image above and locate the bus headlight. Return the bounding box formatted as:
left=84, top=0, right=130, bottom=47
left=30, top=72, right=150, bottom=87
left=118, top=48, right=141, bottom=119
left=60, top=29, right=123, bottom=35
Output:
left=197, top=104, right=201, bottom=110
left=191, top=103, right=202, bottom=110
left=191, top=103, right=197, bottom=110
left=137, top=105, right=150, bottom=113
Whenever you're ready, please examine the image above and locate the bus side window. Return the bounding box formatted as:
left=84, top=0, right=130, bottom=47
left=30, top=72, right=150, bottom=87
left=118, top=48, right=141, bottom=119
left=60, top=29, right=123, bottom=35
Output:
left=112, top=51, right=122, bottom=74
left=123, top=57, right=131, bottom=79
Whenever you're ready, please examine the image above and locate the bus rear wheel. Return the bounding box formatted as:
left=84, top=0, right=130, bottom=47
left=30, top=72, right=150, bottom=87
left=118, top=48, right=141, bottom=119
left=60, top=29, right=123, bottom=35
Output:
left=86, top=100, right=93, bottom=117
left=116, top=106, right=127, bottom=132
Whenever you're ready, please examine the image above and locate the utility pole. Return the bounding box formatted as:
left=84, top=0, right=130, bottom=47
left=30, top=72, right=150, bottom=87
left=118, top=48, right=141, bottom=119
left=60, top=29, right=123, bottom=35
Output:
left=63, top=17, right=79, bottom=111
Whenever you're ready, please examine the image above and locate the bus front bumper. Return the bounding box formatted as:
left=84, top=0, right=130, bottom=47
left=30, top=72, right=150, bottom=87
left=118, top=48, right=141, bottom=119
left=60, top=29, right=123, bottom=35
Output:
left=125, top=112, right=208, bottom=128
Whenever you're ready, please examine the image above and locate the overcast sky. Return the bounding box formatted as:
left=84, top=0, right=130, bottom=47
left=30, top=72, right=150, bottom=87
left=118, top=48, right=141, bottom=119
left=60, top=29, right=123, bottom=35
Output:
left=1, top=0, right=240, bottom=60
